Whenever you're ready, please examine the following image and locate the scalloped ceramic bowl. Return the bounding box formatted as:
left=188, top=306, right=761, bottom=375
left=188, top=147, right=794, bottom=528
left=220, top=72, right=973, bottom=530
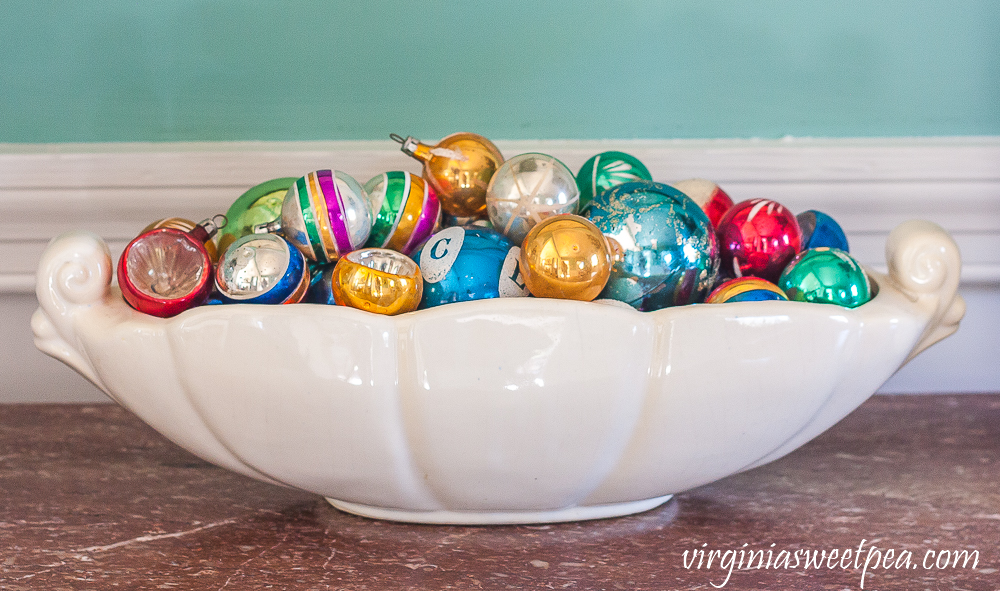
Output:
left=33, top=220, right=964, bottom=524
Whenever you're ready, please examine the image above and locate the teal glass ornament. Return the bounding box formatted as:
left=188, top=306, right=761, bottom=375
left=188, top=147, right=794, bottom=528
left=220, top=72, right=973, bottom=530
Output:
left=778, top=248, right=871, bottom=308
left=577, top=151, right=652, bottom=212
left=588, top=181, right=719, bottom=310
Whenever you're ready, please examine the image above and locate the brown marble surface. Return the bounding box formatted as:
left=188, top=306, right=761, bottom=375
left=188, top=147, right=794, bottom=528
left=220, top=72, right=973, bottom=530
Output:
left=0, top=395, right=997, bottom=590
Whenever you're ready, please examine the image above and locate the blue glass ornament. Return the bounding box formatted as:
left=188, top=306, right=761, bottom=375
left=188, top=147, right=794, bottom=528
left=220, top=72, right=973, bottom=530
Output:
left=215, top=233, right=308, bottom=305
left=588, top=181, right=719, bottom=310
left=411, top=226, right=528, bottom=308
left=797, top=210, right=849, bottom=252
left=305, top=263, right=337, bottom=305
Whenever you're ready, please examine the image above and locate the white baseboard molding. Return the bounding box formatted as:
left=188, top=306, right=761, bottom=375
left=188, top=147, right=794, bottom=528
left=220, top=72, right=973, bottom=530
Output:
left=3, top=137, right=999, bottom=401
left=2, top=137, right=999, bottom=292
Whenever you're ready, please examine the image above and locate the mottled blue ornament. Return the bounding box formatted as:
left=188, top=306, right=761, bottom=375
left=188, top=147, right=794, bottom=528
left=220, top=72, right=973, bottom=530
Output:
left=797, top=210, right=849, bottom=252
left=411, top=226, right=528, bottom=308
left=588, top=181, right=719, bottom=310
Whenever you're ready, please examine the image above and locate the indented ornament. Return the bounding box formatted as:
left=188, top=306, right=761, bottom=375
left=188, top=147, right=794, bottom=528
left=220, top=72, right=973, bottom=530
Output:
left=486, top=153, right=579, bottom=246
left=519, top=215, right=612, bottom=301
left=670, top=178, right=734, bottom=230
left=588, top=181, right=719, bottom=310
left=797, top=209, right=850, bottom=252
left=576, top=151, right=652, bottom=212
left=216, top=178, right=296, bottom=255
left=706, top=277, right=788, bottom=303
left=778, top=247, right=871, bottom=308
left=216, top=233, right=308, bottom=305
left=392, top=132, right=504, bottom=219
left=716, top=199, right=802, bottom=283
left=254, top=170, right=371, bottom=263
left=118, top=216, right=226, bottom=317
left=329, top=248, right=423, bottom=315
left=364, top=171, right=441, bottom=255
left=411, top=226, right=527, bottom=308
left=140, top=217, right=221, bottom=263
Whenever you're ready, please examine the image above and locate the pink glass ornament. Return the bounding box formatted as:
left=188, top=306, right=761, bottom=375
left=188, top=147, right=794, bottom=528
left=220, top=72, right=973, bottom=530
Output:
left=716, top=199, right=801, bottom=282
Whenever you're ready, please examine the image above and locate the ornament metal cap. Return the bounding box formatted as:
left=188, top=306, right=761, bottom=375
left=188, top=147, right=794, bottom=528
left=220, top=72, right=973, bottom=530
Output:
left=391, top=133, right=429, bottom=161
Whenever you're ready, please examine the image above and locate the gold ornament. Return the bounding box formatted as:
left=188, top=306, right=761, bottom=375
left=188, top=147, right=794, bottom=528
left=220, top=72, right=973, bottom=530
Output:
left=330, top=248, right=423, bottom=315
left=392, top=132, right=504, bottom=219
left=519, top=214, right=613, bottom=301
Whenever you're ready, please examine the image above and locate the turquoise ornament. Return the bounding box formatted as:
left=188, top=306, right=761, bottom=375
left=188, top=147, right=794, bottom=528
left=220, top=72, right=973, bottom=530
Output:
left=588, top=181, right=719, bottom=310
left=577, top=151, right=652, bottom=213
left=411, top=226, right=528, bottom=308
left=778, top=248, right=871, bottom=308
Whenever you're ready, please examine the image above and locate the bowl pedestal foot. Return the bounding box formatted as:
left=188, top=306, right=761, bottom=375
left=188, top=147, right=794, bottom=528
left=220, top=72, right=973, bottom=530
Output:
left=325, top=494, right=674, bottom=525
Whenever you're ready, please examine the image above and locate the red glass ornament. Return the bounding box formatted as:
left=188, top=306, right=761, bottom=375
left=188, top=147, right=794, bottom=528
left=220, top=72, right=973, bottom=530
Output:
left=716, top=199, right=802, bottom=282
left=117, top=217, right=224, bottom=318
left=671, top=178, right=734, bottom=229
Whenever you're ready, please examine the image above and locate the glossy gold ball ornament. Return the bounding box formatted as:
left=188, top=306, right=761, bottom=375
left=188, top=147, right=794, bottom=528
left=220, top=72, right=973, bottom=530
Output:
left=519, top=214, right=613, bottom=301
left=392, top=132, right=504, bottom=219
left=330, top=248, right=423, bottom=315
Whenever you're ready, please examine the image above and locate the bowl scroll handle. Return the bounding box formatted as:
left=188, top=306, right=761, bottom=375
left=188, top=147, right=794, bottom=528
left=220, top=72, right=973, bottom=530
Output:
left=31, top=230, right=114, bottom=391
left=884, top=220, right=965, bottom=363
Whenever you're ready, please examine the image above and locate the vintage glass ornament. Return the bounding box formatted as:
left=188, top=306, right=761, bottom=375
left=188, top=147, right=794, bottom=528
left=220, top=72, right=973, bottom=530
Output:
left=216, top=177, right=296, bottom=255
left=305, top=263, right=337, bottom=305
left=716, top=199, right=802, bottom=283
left=118, top=216, right=226, bottom=318
left=392, top=132, right=504, bottom=219
left=519, top=215, right=612, bottom=301
left=778, top=247, right=871, bottom=308
left=254, top=170, right=371, bottom=263
left=706, top=277, right=788, bottom=303
left=588, top=181, right=719, bottom=310
left=442, top=212, right=494, bottom=230
left=411, top=226, right=528, bottom=308
left=215, top=233, right=309, bottom=305
left=486, top=153, right=580, bottom=246
left=670, top=178, right=734, bottom=229
left=576, top=151, right=652, bottom=212
left=797, top=209, right=850, bottom=252
left=364, top=171, right=441, bottom=255
left=330, top=248, right=423, bottom=315
left=140, top=217, right=221, bottom=263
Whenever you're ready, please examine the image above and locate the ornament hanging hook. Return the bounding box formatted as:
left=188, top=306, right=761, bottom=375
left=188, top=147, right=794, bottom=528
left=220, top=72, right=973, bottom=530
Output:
left=389, top=133, right=406, bottom=144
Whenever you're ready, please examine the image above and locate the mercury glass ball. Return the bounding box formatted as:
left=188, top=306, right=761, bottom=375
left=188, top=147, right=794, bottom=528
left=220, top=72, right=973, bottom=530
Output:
left=486, top=153, right=580, bottom=246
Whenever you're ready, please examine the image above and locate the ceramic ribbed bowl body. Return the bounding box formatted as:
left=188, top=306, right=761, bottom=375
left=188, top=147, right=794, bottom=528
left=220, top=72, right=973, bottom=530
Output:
left=32, top=221, right=964, bottom=524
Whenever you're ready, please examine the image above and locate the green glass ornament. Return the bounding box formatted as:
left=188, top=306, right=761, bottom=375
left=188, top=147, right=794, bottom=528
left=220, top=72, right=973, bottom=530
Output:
left=216, top=178, right=297, bottom=255
left=577, top=151, right=652, bottom=212
left=778, top=248, right=871, bottom=308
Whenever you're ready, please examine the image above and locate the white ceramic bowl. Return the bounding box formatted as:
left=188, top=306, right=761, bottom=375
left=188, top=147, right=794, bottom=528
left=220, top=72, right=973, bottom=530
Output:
left=33, top=220, right=964, bottom=524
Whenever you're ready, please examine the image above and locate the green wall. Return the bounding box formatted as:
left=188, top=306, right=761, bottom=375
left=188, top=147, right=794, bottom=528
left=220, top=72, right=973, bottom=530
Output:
left=2, top=0, right=997, bottom=142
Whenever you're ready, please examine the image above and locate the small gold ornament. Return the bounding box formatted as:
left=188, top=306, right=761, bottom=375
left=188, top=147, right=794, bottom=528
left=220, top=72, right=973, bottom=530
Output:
left=330, top=248, right=423, bottom=315
left=519, top=214, right=613, bottom=301
left=392, top=132, right=504, bottom=219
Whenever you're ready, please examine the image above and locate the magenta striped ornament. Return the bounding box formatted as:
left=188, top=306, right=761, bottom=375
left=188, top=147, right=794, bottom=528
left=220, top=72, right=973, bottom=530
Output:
left=276, top=170, right=372, bottom=263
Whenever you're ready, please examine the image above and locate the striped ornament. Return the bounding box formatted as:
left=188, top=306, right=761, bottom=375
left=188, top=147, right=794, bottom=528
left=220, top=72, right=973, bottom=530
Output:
left=280, top=170, right=372, bottom=263
left=364, top=171, right=441, bottom=255
left=706, top=277, right=788, bottom=304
